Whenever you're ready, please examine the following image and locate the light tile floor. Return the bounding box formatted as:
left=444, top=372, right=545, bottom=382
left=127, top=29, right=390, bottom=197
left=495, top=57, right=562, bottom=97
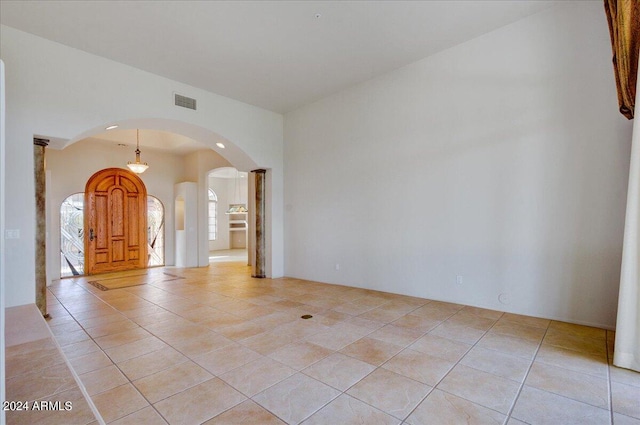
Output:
left=5, top=304, right=100, bottom=425
left=8, top=262, right=640, bottom=424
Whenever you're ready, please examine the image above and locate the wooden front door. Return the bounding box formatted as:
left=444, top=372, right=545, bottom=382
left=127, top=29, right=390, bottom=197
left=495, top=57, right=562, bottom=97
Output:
left=84, top=168, right=147, bottom=275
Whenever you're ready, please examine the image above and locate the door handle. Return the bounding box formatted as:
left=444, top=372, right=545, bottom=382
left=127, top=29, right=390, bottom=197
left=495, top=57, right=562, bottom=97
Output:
left=89, top=228, right=95, bottom=241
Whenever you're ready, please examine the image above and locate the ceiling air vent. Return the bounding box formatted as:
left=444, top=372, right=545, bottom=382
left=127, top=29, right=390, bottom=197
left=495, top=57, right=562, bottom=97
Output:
left=174, top=93, right=197, bottom=110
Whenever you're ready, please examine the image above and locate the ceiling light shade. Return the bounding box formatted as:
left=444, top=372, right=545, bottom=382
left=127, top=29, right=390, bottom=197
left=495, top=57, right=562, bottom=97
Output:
left=127, top=129, right=149, bottom=174
left=225, top=169, right=247, bottom=214
left=226, top=204, right=248, bottom=214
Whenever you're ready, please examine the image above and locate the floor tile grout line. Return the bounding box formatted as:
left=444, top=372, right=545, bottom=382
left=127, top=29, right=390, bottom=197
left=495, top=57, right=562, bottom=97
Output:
left=5, top=337, right=98, bottom=424
left=503, top=323, right=550, bottom=425
left=52, top=271, right=348, bottom=424
left=82, top=283, right=234, bottom=406
left=504, top=331, right=615, bottom=414
left=214, top=303, right=433, bottom=422
left=48, top=283, right=191, bottom=425
left=246, top=366, right=403, bottom=424
left=291, top=314, right=438, bottom=423
left=46, top=288, right=107, bottom=425
left=294, top=392, right=342, bottom=425
left=386, top=309, right=509, bottom=423
left=409, top=315, right=517, bottom=422
left=45, top=270, right=631, bottom=424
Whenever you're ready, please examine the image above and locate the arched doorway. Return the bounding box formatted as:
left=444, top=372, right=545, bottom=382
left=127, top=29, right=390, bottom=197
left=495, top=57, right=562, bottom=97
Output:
left=207, top=167, right=249, bottom=264
left=47, top=119, right=273, bottom=283
left=59, top=190, right=165, bottom=277
left=84, top=168, right=147, bottom=275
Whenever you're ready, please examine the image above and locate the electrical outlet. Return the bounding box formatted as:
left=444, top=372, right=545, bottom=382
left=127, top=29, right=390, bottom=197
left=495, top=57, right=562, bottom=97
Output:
left=5, top=229, right=20, bottom=239
left=335, top=263, right=340, bottom=271
left=456, top=275, right=463, bottom=285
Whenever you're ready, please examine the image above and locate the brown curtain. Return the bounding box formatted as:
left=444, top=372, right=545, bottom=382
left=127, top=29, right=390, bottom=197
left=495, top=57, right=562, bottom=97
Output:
left=605, top=0, right=640, bottom=120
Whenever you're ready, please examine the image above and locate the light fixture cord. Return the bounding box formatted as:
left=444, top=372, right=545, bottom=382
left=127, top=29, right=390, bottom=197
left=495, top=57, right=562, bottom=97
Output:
left=235, top=169, right=240, bottom=204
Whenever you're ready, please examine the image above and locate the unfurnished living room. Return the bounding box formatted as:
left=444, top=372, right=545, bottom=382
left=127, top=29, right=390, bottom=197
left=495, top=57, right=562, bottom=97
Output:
left=1, top=1, right=640, bottom=424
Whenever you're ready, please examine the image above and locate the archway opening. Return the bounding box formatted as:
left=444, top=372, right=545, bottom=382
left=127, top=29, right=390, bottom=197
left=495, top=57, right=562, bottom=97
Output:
left=207, top=167, right=249, bottom=264
left=46, top=118, right=272, bottom=283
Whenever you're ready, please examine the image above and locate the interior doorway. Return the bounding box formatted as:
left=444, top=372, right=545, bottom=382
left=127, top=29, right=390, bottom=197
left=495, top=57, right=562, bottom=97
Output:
left=207, top=167, right=248, bottom=264
left=47, top=119, right=271, bottom=282
left=84, top=168, right=147, bottom=275
left=60, top=192, right=165, bottom=277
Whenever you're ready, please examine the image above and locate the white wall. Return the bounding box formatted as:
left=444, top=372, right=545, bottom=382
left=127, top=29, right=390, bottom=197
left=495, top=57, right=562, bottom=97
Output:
left=174, top=182, right=199, bottom=267
left=0, top=25, right=284, bottom=307
left=284, top=3, right=632, bottom=328
left=46, top=138, right=187, bottom=279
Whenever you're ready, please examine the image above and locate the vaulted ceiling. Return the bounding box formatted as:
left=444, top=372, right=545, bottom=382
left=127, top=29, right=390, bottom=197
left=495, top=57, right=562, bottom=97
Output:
left=1, top=1, right=558, bottom=113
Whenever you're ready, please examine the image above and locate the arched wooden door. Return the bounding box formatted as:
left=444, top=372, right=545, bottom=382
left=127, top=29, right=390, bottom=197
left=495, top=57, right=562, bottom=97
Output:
left=84, top=168, right=147, bottom=275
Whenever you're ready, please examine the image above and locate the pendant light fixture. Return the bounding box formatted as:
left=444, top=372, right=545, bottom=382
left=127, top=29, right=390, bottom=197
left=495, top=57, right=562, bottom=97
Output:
left=127, top=129, right=149, bottom=174
left=226, top=169, right=248, bottom=214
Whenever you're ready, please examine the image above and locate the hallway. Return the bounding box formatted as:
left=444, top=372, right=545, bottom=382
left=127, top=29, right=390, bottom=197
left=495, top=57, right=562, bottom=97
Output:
left=6, top=263, right=640, bottom=424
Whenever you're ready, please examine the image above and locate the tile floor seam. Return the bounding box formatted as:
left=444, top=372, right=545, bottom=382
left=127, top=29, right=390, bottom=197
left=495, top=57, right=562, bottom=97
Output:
left=37, top=267, right=638, bottom=425
left=105, top=285, right=281, bottom=423
left=298, top=366, right=365, bottom=395
left=113, top=376, right=170, bottom=425
left=51, top=288, right=156, bottom=361
left=39, top=290, right=108, bottom=424
left=315, top=366, right=388, bottom=417
left=47, top=290, right=110, bottom=412
left=513, top=384, right=613, bottom=420
left=386, top=310, right=505, bottom=423
left=48, top=286, right=113, bottom=338
left=246, top=394, right=288, bottom=423
left=401, top=387, right=437, bottom=423
left=47, top=287, right=187, bottom=425
left=56, top=330, right=154, bottom=425
left=296, top=392, right=342, bottom=425
left=312, top=318, right=441, bottom=423
left=6, top=363, right=80, bottom=400
left=219, top=358, right=293, bottom=398
left=503, top=323, right=549, bottom=425
left=5, top=344, right=101, bottom=420
left=109, top=359, right=201, bottom=423
left=520, top=365, right=614, bottom=411
left=531, top=357, right=608, bottom=380
left=105, top=335, right=168, bottom=364
left=409, top=386, right=509, bottom=422
left=378, top=347, right=441, bottom=384
left=520, top=328, right=614, bottom=412
left=90, top=385, right=150, bottom=423
left=322, top=392, right=402, bottom=425
left=245, top=379, right=321, bottom=424
left=246, top=354, right=411, bottom=423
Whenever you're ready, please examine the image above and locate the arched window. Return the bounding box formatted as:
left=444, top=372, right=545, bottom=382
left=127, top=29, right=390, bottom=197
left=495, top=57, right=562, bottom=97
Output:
left=60, top=193, right=85, bottom=277
left=147, top=196, right=165, bottom=266
left=208, top=189, right=218, bottom=241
